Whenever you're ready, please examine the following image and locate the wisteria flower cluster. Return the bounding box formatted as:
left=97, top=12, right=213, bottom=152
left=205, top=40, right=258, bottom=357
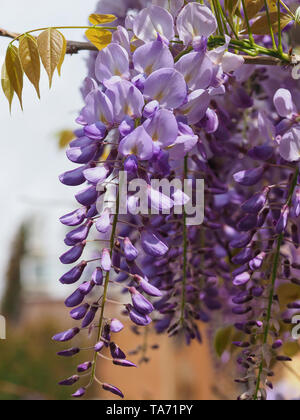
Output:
left=48, top=0, right=300, bottom=400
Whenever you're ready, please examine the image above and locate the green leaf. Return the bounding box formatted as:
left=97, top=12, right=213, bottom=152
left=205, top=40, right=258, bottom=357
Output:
left=214, top=326, right=233, bottom=358
left=88, top=13, right=117, bottom=25
left=5, top=45, right=24, bottom=109
left=1, top=62, right=14, bottom=111
left=37, top=28, right=65, bottom=88
left=19, top=34, right=41, bottom=98
left=85, top=28, right=112, bottom=51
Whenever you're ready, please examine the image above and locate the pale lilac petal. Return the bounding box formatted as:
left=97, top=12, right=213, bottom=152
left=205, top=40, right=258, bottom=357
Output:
left=83, top=166, right=109, bottom=185
left=152, top=0, right=184, bottom=17
left=279, top=127, right=300, bottom=162
left=101, top=248, right=112, bottom=271
left=143, top=68, right=187, bottom=109
left=172, top=189, right=190, bottom=206
left=119, top=126, right=154, bottom=160
left=175, top=52, right=213, bottom=90
left=79, top=89, right=114, bottom=125
left=143, top=109, right=178, bottom=148
left=106, top=80, right=144, bottom=123
left=274, top=88, right=295, bottom=118
left=133, top=5, right=175, bottom=43
left=96, top=209, right=111, bottom=233
left=177, top=3, right=217, bottom=44
left=258, top=111, right=275, bottom=142
left=133, top=41, right=174, bottom=75
left=141, top=230, right=169, bottom=257
left=112, top=26, right=131, bottom=54
left=222, top=52, right=244, bottom=73
left=95, top=44, right=130, bottom=84
left=179, top=89, right=210, bottom=124
left=147, top=185, right=174, bottom=212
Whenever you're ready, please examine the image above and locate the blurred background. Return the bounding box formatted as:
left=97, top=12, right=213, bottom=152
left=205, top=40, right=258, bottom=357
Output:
left=0, top=0, right=299, bottom=401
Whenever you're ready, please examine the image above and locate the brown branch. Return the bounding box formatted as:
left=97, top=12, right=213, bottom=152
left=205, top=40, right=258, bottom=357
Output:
left=0, top=27, right=290, bottom=64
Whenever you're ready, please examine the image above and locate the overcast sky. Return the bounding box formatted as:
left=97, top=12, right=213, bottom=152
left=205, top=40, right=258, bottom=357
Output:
left=0, top=0, right=98, bottom=298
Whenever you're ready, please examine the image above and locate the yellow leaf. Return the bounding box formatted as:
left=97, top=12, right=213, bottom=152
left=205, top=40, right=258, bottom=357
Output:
left=85, top=28, right=112, bottom=51
left=283, top=341, right=300, bottom=358
left=19, top=34, right=41, bottom=98
left=214, top=326, right=233, bottom=357
left=245, top=0, right=264, bottom=20
left=58, top=130, right=75, bottom=149
left=5, top=45, right=24, bottom=109
left=57, top=35, right=67, bottom=77
left=249, top=12, right=293, bottom=34
left=88, top=13, right=116, bottom=25
left=37, top=28, right=65, bottom=88
left=1, top=62, right=14, bottom=111
left=277, top=284, right=300, bottom=311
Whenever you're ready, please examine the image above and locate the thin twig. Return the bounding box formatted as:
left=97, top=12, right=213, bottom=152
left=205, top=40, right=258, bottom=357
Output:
left=0, top=27, right=292, bottom=65
left=0, top=27, right=98, bottom=54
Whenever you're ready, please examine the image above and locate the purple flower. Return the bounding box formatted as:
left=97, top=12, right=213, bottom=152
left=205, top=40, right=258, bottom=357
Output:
left=60, top=243, right=85, bottom=265
left=110, top=318, right=124, bottom=333
left=106, top=80, right=144, bottom=123
left=75, top=185, right=98, bottom=206
left=77, top=361, right=92, bottom=373
left=95, top=43, right=130, bottom=84
left=102, top=383, right=124, bottom=399
left=138, top=277, right=162, bottom=297
left=113, top=359, right=137, bottom=367
left=127, top=304, right=152, bottom=326
left=81, top=306, right=98, bottom=328
left=143, top=68, right=187, bottom=109
left=123, top=237, right=138, bottom=261
left=95, top=341, right=105, bottom=352
left=59, top=375, right=79, bottom=386
left=175, top=52, right=213, bottom=90
left=133, top=5, right=175, bottom=43
left=179, top=89, right=210, bottom=124
left=143, top=109, right=178, bottom=148
left=141, top=230, right=169, bottom=257
left=59, top=165, right=87, bottom=186
left=133, top=40, right=174, bottom=75
left=65, top=288, right=85, bottom=308
left=110, top=342, right=126, bottom=359
left=60, top=208, right=86, bottom=227
left=101, top=248, right=112, bottom=271
left=176, top=3, right=217, bottom=44
left=57, top=347, right=80, bottom=357
left=119, top=126, right=154, bottom=160
left=59, top=262, right=87, bottom=285
left=70, top=303, right=90, bottom=320
left=233, top=167, right=264, bottom=186
left=72, top=388, right=86, bottom=398
left=52, top=328, right=80, bottom=342
left=91, top=267, right=103, bottom=286
left=95, top=209, right=111, bottom=234
left=78, top=89, right=114, bottom=126
left=129, top=287, right=154, bottom=315
left=83, top=166, right=109, bottom=185
left=273, top=88, right=295, bottom=118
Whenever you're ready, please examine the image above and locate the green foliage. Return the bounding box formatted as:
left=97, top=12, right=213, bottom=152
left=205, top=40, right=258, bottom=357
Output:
left=0, top=323, right=77, bottom=400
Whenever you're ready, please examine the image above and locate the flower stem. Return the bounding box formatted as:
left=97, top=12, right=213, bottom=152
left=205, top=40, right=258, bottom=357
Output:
left=89, top=190, right=119, bottom=387
left=253, top=167, right=299, bottom=400
left=180, top=155, right=188, bottom=325
left=264, top=0, right=277, bottom=49
left=241, top=0, right=255, bottom=45
left=277, top=0, right=283, bottom=56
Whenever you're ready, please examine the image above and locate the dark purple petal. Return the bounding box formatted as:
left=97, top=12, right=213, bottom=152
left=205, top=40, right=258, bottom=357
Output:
left=59, top=375, right=80, bottom=386
left=52, top=328, right=80, bottom=342
left=59, top=262, right=87, bottom=285
left=102, top=383, right=124, bottom=399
